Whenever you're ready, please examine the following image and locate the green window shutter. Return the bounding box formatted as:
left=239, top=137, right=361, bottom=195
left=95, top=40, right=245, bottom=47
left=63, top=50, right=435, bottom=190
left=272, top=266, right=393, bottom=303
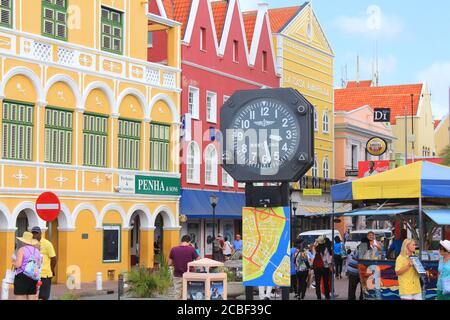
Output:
left=42, top=0, right=67, bottom=41
left=101, top=6, right=123, bottom=55
left=118, top=119, right=140, bottom=170
left=83, top=113, right=108, bottom=167
left=44, top=107, right=72, bottom=164
left=150, top=123, right=170, bottom=172
left=2, top=101, right=33, bottom=161
left=0, top=0, right=13, bottom=28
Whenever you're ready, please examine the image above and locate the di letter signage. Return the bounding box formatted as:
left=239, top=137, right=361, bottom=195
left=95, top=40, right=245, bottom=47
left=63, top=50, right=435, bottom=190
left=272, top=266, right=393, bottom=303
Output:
left=221, top=88, right=314, bottom=182
left=374, top=108, right=391, bottom=123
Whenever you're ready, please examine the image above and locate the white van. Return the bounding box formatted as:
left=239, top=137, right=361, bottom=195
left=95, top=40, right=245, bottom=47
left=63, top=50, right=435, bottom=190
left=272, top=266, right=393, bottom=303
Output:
left=345, top=229, right=392, bottom=253
left=297, top=230, right=343, bottom=246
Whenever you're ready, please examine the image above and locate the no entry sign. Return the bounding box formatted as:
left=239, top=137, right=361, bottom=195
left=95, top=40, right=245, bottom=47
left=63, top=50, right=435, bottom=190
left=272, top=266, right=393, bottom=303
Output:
left=35, top=192, right=61, bottom=222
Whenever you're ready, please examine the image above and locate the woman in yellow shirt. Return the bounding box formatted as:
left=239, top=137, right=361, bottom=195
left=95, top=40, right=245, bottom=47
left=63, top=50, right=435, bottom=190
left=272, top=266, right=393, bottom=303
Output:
left=395, top=239, right=422, bottom=300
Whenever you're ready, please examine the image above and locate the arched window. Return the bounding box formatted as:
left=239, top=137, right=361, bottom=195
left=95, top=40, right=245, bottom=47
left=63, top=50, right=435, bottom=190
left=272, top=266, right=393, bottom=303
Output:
left=314, top=108, right=318, bottom=132
left=312, top=157, right=319, bottom=177
left=322, top=111, right=329, bottom=134
left=205, top=144, right=218, bottom=185
left=222, top=169, right=234, bottom=187
left=187, top=142, right=200, bottom=184
left=323, top=157, right=330, bottom=179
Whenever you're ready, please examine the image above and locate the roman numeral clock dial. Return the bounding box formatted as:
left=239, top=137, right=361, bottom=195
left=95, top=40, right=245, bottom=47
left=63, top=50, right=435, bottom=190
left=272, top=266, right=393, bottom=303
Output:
left=221, top=89, right=315, bottom=183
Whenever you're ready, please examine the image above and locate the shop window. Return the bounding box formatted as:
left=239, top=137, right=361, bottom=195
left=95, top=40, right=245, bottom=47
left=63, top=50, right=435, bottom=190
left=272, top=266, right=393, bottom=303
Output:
left=42, top=0, right=68, bottom=40
left=150, top=123, right=170, bottom=172
left=0, top=0, right=12, bottom=28
left=83, top=113, right=108, bottom=167
left=103, top=225, right=121, bottom=263
left=118, top=119, right=140, bottom=170
left=45, top=107, right=73, bottom=164
left=101, top=6, right=123, bottom=55
left=2, top=100, right=33, bottom=161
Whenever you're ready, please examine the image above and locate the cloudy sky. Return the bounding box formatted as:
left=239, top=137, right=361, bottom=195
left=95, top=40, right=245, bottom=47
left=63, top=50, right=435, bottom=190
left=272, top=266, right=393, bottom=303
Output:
left=240, top=0, right=450, bottom=119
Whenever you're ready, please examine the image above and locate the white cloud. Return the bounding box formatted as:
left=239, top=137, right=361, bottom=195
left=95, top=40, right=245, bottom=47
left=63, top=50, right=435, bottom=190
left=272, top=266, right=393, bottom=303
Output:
left=238, top=0, right=259, bottom=11
left=334, top=5, right=403, bottom=39
left=416, top=62, right=450, bottom=119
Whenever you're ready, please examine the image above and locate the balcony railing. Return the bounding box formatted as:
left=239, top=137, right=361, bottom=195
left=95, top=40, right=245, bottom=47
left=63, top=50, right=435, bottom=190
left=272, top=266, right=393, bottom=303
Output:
left=297, top=176, right=345, bottom=193
left=1, top=29, right=179, bottom=90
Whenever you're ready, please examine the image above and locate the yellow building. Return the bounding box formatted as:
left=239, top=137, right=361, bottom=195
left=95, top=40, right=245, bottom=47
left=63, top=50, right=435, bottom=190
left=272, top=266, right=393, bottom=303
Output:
left=0, top=0, right=182, bottom=283
left=268, top=3, right=334, bottom=182
left=434, top=115, right=449, bottom=156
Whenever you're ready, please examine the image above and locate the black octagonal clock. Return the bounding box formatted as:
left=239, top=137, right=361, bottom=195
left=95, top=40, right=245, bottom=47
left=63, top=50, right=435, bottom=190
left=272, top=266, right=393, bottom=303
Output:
left=221, top=88, right=315, bottom=183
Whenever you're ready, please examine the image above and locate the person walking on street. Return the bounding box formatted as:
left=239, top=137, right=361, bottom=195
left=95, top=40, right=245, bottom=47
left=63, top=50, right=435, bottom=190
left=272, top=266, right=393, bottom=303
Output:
left=213, top=234, right=225, bottom=262
left=313, top=236, right=332, bottom=300
left=11, top=232, right=42, bottom=300
left=290, top=241, right=301, bottom=296
left=333, top=236, right=344, bottom=279
left=295, top=246, right=311, bottom=300
left=232, top=234, right=243, bottom=253
left=168, top=235, right=200, bottom=300
left=344, top=229, right=350, bottom=243
left=223, top=237, right=233, bottom=260
left=31, top=227, right=57, bottom=300
left=437, top=240, right=450, bottom=300
left=346, top=249, right=363, bottom=300
left=395, top=239, right=422, bottom=300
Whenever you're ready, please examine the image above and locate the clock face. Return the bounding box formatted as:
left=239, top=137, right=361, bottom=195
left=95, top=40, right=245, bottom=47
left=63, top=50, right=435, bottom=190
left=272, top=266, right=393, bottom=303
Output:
left=230, top=98, right=301, bottom=175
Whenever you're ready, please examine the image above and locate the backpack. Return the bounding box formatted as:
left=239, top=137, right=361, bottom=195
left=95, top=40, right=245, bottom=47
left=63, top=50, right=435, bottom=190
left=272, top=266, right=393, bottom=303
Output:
left=313, top=252, right=324, bottom=269
left=295, top=251, right=309, bottom=272
left=23, top=246, right=42, bottom=281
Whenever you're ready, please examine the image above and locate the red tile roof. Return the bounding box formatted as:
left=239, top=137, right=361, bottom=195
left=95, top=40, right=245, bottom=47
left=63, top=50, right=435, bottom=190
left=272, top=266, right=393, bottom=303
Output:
left=170, top=0, right=193, bottom=37
left=334, top=84, right=424, bottom=125
left=211, top=1, right=228, bottom=42
left=267, top=6, right=304, bottom=33
left=242, top=11, right=257, bottom=49
left=161, top=0, right=175, bottom=20
left=434, top=120, right=442, bottom=129
left=346, top=80, right=373, bottom=88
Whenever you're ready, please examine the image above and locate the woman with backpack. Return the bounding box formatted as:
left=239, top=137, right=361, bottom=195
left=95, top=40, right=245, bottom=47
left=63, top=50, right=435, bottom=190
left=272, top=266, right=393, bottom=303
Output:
left=295, top=248, right=311, bottom=300
left=312, top=236, right=332, bottom=300
left=11, top=231, right=42, bottom=300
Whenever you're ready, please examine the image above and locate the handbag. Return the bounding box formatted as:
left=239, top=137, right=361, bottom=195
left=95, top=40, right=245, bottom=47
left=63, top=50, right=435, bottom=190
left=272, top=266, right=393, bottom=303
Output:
left=5, top=266, right=15, bottom=284
left=443, top=277, right=450, bottom=295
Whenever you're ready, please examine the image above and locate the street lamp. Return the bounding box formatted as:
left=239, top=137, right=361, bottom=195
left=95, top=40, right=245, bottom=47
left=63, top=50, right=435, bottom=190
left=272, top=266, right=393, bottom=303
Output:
left=209, top=195, right=219, bottom=257
left=292, top=202, right=298, bottom=243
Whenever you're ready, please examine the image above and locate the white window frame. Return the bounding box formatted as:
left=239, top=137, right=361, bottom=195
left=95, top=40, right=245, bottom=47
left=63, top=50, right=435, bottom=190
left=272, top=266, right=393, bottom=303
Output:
left=314, top=109, right=318, bottom=132
left=312, top=156, right=319, bottom=177
left=222, top=169, right=234, bottom=187
left=322, top=157, right=330, bottom=179
left=206, top=91, right=217, bottom=123
left=187, top=141, right=200, bottom=184
left=322, top=111, right=329, bottom=134
left=200, top=27, right=206, bottom=51
left=188, top=86, right=200, bottom=119
left=205, top=144, right=218, bottom=186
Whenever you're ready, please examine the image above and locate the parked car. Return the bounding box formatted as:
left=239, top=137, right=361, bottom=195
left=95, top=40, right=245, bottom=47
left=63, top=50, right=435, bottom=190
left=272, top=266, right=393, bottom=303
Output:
left=297, top=230, right=343, bottom=246
left=345, top=229, right=392, bottom=253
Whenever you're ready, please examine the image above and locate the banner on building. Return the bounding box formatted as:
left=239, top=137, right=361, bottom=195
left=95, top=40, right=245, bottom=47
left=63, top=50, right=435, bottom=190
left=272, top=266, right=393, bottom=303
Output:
left=358, top=160, right=391, bottom=178
left=242, top=207, right=290, bottom=287
left=119, top=175, right=181, bottom=196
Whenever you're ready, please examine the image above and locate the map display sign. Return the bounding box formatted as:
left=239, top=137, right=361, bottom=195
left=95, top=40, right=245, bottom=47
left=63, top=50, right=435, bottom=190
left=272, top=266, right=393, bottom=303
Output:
left=243, top=207, right=290, bottom=287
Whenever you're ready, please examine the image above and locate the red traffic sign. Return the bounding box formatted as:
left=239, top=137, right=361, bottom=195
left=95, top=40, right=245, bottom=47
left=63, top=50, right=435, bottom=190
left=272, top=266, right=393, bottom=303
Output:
left=35, top=192, right=61, bottom=222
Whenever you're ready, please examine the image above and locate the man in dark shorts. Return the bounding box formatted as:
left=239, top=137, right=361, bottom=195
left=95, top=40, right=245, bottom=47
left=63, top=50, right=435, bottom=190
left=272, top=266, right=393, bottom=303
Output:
left=169, top=235, right=200, bottom=299
left=32, top=227, right=57, bottom=300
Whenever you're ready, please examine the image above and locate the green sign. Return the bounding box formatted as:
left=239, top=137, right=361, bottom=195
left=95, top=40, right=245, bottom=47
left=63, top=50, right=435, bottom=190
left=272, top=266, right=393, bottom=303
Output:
left=135, top=175, right=181, bottom=196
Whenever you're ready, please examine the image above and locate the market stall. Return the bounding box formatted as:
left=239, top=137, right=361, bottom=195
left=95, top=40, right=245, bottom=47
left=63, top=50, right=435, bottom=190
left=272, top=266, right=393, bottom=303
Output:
left=331, top=161, right=450, bottom=300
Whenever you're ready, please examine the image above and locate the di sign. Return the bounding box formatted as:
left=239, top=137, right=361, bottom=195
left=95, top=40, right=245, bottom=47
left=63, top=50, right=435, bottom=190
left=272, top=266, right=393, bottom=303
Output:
left=119, top=175, right=180, bottom=196
left=374, top=108, right=391, bottom=123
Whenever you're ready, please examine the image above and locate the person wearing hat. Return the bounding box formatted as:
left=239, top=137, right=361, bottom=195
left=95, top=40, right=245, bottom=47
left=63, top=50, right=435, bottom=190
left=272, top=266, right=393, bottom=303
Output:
left=11, top=231, right=42, bottom=300
left=437, top=240, right=450, bottom=300
left=31, top=226, right=57, bottom=300
left=312, top=236, right=332, bottom=300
